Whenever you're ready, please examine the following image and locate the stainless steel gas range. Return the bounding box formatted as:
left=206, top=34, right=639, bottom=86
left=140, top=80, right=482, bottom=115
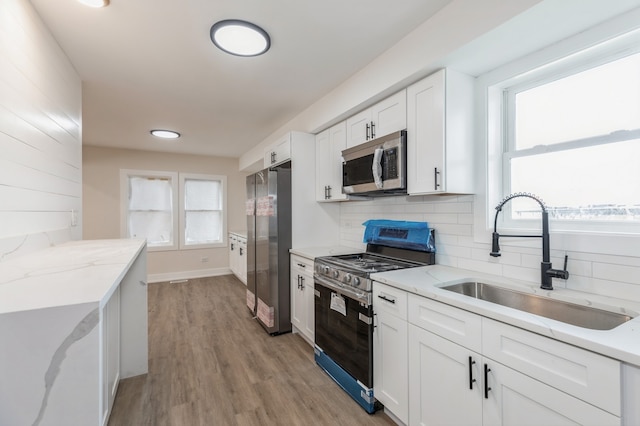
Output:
left=313, top=221, right=435, bottom=414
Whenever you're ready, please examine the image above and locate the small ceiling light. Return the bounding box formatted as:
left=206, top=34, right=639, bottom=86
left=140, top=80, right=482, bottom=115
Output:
left=210, top=19, right=271, bottom=57
left=78, top=0, right=109, bottom=7
left=150, top=130, right=180, bottom=139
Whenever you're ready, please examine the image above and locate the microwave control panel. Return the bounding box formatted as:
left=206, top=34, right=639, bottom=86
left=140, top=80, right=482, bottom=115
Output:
left=383, top=147, right=399, bottom=179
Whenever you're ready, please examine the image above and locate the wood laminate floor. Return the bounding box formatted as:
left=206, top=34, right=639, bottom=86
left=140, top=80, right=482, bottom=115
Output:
left=108, top=275, right=395, bottom=426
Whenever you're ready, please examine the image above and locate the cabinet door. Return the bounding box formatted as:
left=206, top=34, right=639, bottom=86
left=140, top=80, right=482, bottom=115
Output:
left=264, top=134, right=291, bottom=167
left=371, top=89, right=406, bottom=139
left=315, top=128, right=331, bottom=201
left=346, top=109, right=372, bottom=148
left=238, top=237, right=247, bottom=284
left=374, top=310, right=408, bottom=424
left=290, top=270, right=305, bottom=333
left=228, top=234, right=238, bottom=275
left=102, top=286, right=121, bottom=425
left=409, top=324, right=481, bottom=426
left=483, top=362, right=620, bottom=426
left=328, top=122, right=347, bottom=200
left=407, top=69, right=445, bottom=195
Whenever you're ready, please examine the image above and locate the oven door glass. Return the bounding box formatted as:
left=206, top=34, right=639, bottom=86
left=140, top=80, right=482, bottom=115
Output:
left=314, top=280, right=373, bottom=388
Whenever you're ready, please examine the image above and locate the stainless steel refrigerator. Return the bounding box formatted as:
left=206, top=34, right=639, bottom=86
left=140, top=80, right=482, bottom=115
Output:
left=246, top=162, right=292, bottom=335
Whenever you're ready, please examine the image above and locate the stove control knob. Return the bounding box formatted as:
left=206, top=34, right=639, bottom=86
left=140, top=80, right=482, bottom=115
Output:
left=353, top=277, right=361, bottom=286
left=322, top=266, right=330, bottom=275
left=344, top=274, right=352, bottom=284
left=332, top=270, right=340, bottom=279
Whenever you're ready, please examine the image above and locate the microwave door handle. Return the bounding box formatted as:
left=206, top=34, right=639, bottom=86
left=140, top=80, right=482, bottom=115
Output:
left=372, top=148, right=384, bottom=189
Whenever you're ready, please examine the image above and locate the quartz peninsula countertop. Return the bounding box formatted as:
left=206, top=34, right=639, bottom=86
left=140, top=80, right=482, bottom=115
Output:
left=0, top=238, right=146, bottom=314
left=371, top=264, right=640, bottom=367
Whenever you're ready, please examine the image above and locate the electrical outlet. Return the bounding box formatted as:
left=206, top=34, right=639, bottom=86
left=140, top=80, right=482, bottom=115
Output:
left=70, top=209, right=78, bottom=227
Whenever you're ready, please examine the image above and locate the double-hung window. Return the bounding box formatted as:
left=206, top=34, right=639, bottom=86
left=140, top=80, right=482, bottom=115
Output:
left=495, top=42, right=640, bottom=234
left=180, top=173, right=226, bottom=248
left=121, top=170, right=227, bottom=250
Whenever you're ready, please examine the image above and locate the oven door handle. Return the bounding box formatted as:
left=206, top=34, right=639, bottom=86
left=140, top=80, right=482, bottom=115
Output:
left=314, top=274, right=371, bottom=305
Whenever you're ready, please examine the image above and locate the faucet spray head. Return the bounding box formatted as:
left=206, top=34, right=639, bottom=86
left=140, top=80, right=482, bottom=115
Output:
left=490, top=232, right=501, bottom=257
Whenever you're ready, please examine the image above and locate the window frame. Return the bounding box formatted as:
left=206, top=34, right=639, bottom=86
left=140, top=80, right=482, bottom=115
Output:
left=120, top=169, right=179, bottom=252
left=499, top=53, right=640, bottom=234
left=178, top=173, right=228, bottom=250
left=474, top=17, right=640, bottom=257
left=120, top=169, right=228, bottom=252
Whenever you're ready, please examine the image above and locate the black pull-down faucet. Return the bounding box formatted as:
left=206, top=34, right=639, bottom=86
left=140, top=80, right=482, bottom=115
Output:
left=490, top=193, right=569, bottom=290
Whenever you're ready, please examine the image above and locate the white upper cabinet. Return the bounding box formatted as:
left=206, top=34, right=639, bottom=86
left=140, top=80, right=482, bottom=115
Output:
left=407, top=68, right=475, bottom=195
left=316, top=121, right=347, bottom=202
left=346, top=90, right=407, bottom=148
left=264, top=133, right=292, bottom=168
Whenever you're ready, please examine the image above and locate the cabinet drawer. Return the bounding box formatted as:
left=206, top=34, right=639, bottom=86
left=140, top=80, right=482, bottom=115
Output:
left=483, top=318, right=621, bottom=416
left=408, top=294, right=481, bottom=353
left=373, top=282, right=408, bottom=320
left=291, top=254, right=313, bottom=277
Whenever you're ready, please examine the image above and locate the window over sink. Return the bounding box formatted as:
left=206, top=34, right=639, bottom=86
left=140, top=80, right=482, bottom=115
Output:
left=487, top=28, right=640, bottom=235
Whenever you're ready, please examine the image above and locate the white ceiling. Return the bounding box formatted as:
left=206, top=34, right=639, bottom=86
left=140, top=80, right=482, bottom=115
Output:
left=29, top=0, right=451, bottom=158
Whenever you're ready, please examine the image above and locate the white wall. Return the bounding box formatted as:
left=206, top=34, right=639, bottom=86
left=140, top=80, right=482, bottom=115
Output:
left=0, top=0, right=82, bottom=261
left=239, top=0, right=542, bottom=171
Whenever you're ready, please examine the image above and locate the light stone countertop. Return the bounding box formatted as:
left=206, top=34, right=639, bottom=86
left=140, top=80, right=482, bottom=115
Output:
left=0, top=238, right=147, bottom=314
left=229, top=230, right=248, bottom=239
left=289, top=246, right=362, bottom=260
left=371, top=264, right=640, bottom=367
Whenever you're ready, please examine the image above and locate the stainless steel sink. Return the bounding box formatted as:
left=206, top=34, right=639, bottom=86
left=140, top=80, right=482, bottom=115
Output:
left=441, top=281, right=633, bottom=330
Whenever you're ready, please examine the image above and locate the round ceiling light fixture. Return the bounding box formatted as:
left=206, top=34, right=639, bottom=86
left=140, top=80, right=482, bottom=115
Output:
left=150, top=129, right=181, bottom=139
left=210, top=19, right=271, bottom=57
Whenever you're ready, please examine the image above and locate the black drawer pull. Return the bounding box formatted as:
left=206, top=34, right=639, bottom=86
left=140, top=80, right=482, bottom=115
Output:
left=484, top=364, right=491, bottom=399
left=469, top=356, right=476, bottom=390
left=377, top=295, right=395, bottom=304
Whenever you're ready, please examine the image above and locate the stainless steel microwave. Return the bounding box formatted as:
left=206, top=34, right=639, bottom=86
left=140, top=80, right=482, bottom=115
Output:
left=342, top=130, right=407, bottom=196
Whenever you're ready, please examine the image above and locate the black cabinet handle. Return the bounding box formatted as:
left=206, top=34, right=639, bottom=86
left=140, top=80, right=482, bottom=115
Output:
left=239, top=248, right=243, bottom=256
left=230, top=243, right=234, bottom=251
left=434, top=167, right=441, bottom=190
left=484, top=364, right=491, bottom=399
left=371, top=121, right=375, bottom=138
left=366, top=123, right=370, bottom=140
left=377, top=295, right=396, bottom=304
left=469, top=356, right=476, bottom=390
left=327, top=185, right=332, bottom=199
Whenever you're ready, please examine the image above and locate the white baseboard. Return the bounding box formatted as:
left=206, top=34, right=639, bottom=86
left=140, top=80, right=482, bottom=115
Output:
left=148, top=267, right=231, bottom=283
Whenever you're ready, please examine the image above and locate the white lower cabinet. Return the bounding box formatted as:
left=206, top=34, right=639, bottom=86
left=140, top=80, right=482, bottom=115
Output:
left=409, top=324, right=481, bottom=426
left=373, top=283, right=409, bottom=424
left=101, top=285, right=120, bottom=425
left=373, top=282, right=623, bottom=426
left=290, top=254, right=314, bottom=345
left=229, top=232, right=247, bottom=284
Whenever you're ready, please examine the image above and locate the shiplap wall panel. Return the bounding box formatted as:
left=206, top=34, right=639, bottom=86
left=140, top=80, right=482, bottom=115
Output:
left=0, top=0, right=82, bottom=260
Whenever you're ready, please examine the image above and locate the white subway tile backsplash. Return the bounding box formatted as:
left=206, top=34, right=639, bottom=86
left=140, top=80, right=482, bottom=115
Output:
left=457, top=258, right=503, bottom=275
left=593, top=263, right=640, bottom=285
left=338, top=194, right=640, bottom=303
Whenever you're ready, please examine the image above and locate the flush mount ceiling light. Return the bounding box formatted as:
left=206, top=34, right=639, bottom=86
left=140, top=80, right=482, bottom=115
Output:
left=78, top=0, right=109, bottom=7
left=210, top=19, right=271, bottom=57
left=150, top=130, right=181, bottom=139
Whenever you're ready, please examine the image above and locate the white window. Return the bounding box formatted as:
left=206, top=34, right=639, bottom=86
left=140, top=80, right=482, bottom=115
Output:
left=179, top=173, right=227, bottom=248
left=489, top=33, right=640, bottom=235
left=120, top=170, right=226, bottom=251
